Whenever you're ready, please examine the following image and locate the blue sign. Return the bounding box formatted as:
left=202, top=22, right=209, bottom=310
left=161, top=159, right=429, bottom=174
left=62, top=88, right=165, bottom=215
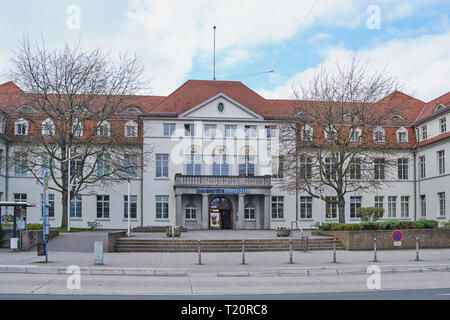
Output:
left=196, top=188, right=250, bottom=195
left=392, top=230, right=403, bottom=241
left=42, top=170, right=50, bottom=262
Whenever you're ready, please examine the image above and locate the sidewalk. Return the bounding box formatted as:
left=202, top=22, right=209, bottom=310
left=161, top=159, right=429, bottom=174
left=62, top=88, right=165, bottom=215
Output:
left=1, top=248, right=449, bottom=277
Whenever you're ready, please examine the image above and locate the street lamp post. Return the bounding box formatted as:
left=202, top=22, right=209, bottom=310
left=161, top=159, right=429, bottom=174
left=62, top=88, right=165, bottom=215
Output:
left=63, top=149, right=81, bottom=232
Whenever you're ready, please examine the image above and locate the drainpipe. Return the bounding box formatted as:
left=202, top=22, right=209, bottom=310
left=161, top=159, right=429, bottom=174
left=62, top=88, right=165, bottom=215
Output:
left=413, top=149, right=417, bottom=222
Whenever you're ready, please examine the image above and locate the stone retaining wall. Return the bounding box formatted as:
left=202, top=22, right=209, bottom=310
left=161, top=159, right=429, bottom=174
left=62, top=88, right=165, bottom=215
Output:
left=312, top=229, right=450, bottom=250
left=108, top=230, right=127, bottom=252
left=21, top=230, right=59, bottom=250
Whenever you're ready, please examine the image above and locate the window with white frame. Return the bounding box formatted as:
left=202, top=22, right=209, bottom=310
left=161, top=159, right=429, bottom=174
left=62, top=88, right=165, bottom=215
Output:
left=350, top=196, right=361, bottom=219
left=400, top=196, right=409, bottom=218
left=420, top=195, right=426, bottom=217
left=373, top=127, right=385, bottom=142
left=398, top=158, right=408, bottom=180
left=184, top=124, right=195, bottom=137
left=437, top=150, right=445, bottom=175
left=41, top=193, right=55, bottom=217
left=96, top=195, right=110, bottom=219
left=163, top=123, right=176, bottom=137
left=422, top=125, right=427, bottom=140
left=155, top=195, right=169, bottom=219
left=324, top=125, right=337, bottom=142
left=438, top=192, right=446, bottom=217
left=349, top=158, right=361, bottom=180
left=125, top=120, right=138, bottom=138
left=14, top=119, right=29, bottom=136
left=97, top=154, right=110, bottom=177
left=244, top=202, right=255, bottom=220
left=124, top=154, right=138, bottom=178
left=396, top=127, right=408, bottom=143
left=42, top=155, right=53, bottom=175
left=300, top=156, right=312, bottom=179
left=325, top=157, right=336, bottom=180
left=70, top=195, right=82, bottom=218
left=124, top=195, right=137, bottom=219
left=350, top=128, right=361, bottom=142
left=212, top=146, right=228, bottom=176
left=375, top=196, right=384, bottom=209
left=42, top=118, right=55, bottom=136
left=245, top=125, right=257, bottom=138
left=184, top=146, right=202, bottom=175
left=271, top=196, right=284, bottom=219
left=440, top=117, right=447, bottom=133
left=325, top=196, right=337, bottom=219
left=97, top=121, right=110, bottom=137
left=272, top=156, right=284, bottom=179
left=300, top=197, right=312, bottom=219
left=71, top=119, right=83, bottom=137
left=374, top=158, right=385, bottom=179
left=156, top=154, right=169, bottom=178
left=239, top=147, right=255, bottom=177
left=225, top=125, right=236, bottom=138
left=14, top=153, right=27, bottom=176
left=14, top=193, right=27, bottom=202
left=204, top=124, right=216, bottom=138
left=388, top=196, right=397, bottom=218
left=185, top=204, right=197, bottom=221
left=419, top=155, right=426, bottom=179
left=301, top=125, right=313, bottom=142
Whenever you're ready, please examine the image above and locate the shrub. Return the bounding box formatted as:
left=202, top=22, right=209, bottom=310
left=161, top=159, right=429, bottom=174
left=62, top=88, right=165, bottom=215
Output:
left=356, top=207, right=385, bottom=222
left=412, top=221, right=425, bottom=229
left=379, top=220, right=401, bottom=230
left=345, top=224, right=360, bottom=231
left=441, top=222, right=450, bottom=228
left=359, top=221, right=378, bottom=230
left=26, top=223, right=43, bottom=230
left=421, top=219, right=438, bottom=229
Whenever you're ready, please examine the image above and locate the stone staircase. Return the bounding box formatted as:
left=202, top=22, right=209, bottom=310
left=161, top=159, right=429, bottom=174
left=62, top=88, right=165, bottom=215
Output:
left=114, top=237, right=345, bottom=252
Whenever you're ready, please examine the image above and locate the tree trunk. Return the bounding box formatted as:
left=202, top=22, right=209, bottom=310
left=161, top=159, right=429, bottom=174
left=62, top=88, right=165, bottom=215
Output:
left=338, top=197, right=346, bottom=224
left=61, top=191, right=68, bottom=229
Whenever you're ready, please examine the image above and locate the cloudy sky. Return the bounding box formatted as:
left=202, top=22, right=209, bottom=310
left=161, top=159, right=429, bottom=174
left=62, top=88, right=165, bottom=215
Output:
left=0, top=0, right=448, bottom=102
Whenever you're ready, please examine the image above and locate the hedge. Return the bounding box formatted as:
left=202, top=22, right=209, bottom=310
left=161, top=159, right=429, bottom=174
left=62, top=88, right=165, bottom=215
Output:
left=320, top=219, right=440, bottom=232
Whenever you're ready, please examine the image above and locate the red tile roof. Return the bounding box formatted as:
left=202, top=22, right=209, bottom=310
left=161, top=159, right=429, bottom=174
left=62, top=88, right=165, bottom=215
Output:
left=416, top=91, right=450, bottom=124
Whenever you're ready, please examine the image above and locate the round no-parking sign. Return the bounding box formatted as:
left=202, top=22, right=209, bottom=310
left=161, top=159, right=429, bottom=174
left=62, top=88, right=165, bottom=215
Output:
left=392, top=230, right=403, bottom=241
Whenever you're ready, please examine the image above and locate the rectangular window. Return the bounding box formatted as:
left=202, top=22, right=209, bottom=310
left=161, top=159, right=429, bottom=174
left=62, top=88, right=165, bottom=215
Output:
left=439, top=192, right=446, bottom=217
left=374, top=159, right=385, bottom=180
left=185, top=205, right=197, bottom=220
left=420, top=195, right=426, bottom=217
left=398, top=131, right=408, bottom=143
left=400, top=196, right=409, bottom=218
left=325, top=196, right=337, bottom=219
left=70, top=158, right=82, bottom=176
left=212, top=155, right=228, bottom=176
left=163, top=123, right=176, bottom=136
left=124, top=154, right=138, bottom=178
left=41, top=193, right=55, bottom=217
left=96, top=195, right=110, bottom=219
left=265, top=126, right=276, bottom=138
left=300, top=156, right=312, bottom=179
left=300, top=197, right=312, bottom=219
left=398, top=158, right=408, bottom=180
left=155, top=154, right=169, bottom=178
left=440, top=117, right=447, bottom=133
left=437, top=150, right=445, bottom=175
left=124, top=195, right=137, bottom=219
left=155, top=195, right=169, bottom=219
left=239, top=155, right=255, bottom=176
left=350, top=158, right=361, bottom=180
left=325, top=157, right=336, bottom=180
left=375, top=196, right=384, bottom=209
left=388, top=196, right=397, bottom=218
left=225, top=125, right=237, bottom=138
left=419, top=156, right=426, bottom=179
left=271, top=196, right=284, bottom=219
left=272, top=156, right=284, bottom=179
left=422, top=125, right=427, bottom=140
left=184, top=124, right=195, bottom=137
left=14, top=154, right=27, bottom=176
left=42, top=155, right=53, bottom=175
left=204, top=124, right=216, bottom=138
left=350, top=129, right=361, bottom=142
left=70, top=195, right=82, bottom=218
left=245, top=125, right=256, bottom=138
left=185, top=155, right=202, bottom=175
left=97, top=155, right=110, bottom=177
left=350, top=196, right=361, bottom=219
left=14, top=193, right=27, bottom=202
left=245, top=203, right=255, bottom=220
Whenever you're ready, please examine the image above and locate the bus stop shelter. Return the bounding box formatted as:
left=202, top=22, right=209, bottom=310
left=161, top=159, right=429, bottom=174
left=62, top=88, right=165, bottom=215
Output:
left=0, top=201, right=36, bottom=248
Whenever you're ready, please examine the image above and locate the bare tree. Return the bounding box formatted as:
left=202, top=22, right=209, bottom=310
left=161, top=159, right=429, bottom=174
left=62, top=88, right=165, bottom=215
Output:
left=2, top=37, right=151, bottom=228
left=277, top=53, right=414, bottom=224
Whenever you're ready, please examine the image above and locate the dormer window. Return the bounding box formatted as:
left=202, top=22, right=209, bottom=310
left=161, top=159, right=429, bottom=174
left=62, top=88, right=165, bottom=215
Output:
left=16, top=105, right=37, bottom=113
left=391, top=115, right=405, bottom=121
left=15, top=118, right=29, bottom=136
left=73, top=106, right=89, bottom=114
left=97, top=121, right=111, bottom=138
left=350, top=128, right=361, bottom=142
left=72, top=119, right=84, bottom=138
left=121, top=107, right=142, bottom=115
left=396, top=127, right=408, bottom=143
left=434, top=104, right=446, bottom=112
left=373, top=127, right=385, bottom=143
left=125, top=120, right=138, bottom=138
left=300, top=125, right=313, bottom=142
left=42, top=118, right=55, bottom=136
left=324, top=125, right=337, bottom=142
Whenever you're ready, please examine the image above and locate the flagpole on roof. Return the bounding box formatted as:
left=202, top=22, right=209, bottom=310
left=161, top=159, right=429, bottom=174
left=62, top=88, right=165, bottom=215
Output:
left=213, top=26, right=216, bottom=81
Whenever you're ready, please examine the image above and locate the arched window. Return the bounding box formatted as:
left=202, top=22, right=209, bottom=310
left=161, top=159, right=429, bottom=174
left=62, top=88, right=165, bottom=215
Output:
left=16, top=105, right=37, bottom=113
left=42, top=118, right=55, bottom=136
left=300, top=124, right=313, bottom=141
left=396, top=127, right=408, bottom=143
left=72, top=119, right=83, bottom=137
left=97, top=121, right=111, bottom=137
left=212, top=146, right=228, bottom=176
left=184, top=145, right=202, bottom=175
left=15, top=118, right=29, bottom=136
left=124, top=120, right=138, bottom=138
left=373, top=126, right=385, bottom=143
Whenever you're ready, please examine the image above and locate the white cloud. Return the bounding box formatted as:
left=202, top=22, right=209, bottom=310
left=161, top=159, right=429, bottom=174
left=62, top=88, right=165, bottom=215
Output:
left=257, top=31, right=450, bottom=102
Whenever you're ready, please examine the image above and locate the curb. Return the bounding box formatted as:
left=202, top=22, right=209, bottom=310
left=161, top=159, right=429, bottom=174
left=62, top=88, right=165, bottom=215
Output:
left=0, top=264, right=449, bottom=277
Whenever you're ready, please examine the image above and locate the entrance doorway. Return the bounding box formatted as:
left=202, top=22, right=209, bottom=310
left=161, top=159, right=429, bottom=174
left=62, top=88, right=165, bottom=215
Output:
left=210, top=197, right=233, bottom=230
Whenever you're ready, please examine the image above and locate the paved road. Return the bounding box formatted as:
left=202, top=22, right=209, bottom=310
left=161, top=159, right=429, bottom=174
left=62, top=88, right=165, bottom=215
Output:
left=0, top=272, right=449, bottom=297
left=47, top=231, right=108, bottom=252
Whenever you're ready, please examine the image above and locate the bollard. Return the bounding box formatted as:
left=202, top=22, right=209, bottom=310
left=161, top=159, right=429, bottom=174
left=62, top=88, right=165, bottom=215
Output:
left=242, top=240, right=246, bottom=265
left=415, top=237, right=420, bottom=261
left=302, top=236, right=307, bottom=252
left=289, top=239, right=293, bottom=264
left=333, top=238, right=337, bottom=263
left=373, top=237, right=378, bottom=262
left=198, top=240, right=202, bottom=265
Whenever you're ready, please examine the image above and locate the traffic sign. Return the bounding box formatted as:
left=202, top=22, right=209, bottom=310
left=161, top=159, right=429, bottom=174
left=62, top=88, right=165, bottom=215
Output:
left=392, top=230, right=403, bottom=241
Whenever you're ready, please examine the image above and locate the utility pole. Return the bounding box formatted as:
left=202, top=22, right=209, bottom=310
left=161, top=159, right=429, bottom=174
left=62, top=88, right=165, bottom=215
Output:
left=213, top=26, right=216, bottom=81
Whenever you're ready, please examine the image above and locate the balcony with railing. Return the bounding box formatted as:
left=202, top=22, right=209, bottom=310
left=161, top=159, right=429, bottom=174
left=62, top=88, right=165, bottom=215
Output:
left=174, top=174, right=272, bottom=189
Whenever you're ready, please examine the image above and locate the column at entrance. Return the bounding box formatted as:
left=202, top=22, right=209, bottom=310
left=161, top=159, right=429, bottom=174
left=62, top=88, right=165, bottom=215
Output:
left=201, top=194, right=209, bottom=230
left=264, top=195, right=270, bottom=229
left=175, top=194, right=182, bottom=226
left=238, top=194, right=245, bottom=229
